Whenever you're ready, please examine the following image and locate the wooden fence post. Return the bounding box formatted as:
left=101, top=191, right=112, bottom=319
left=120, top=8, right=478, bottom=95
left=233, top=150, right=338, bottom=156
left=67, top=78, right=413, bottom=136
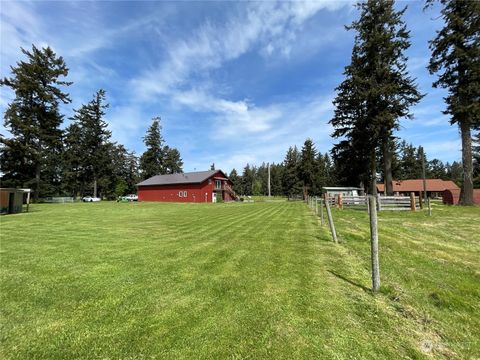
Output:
left=368, top=195, right=380, bottom=292
left=419, top=191, right=423, bottom=209
left=315, top=198, right=318, bottom=215
left=376, top=194, right=382, bottom=211
left=320, top=198, right=325, bottom=226
left=324, top=194, right=337, bottom=243
left=338, top=194, right=343, bottom=210
left=427, top=197, right=432, bottom=216
left=410, top=192, right=416, bottom=211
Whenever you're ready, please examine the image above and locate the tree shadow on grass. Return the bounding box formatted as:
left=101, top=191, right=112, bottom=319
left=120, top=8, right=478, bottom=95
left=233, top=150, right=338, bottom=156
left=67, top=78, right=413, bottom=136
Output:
left=327, top=270, right=371, bottom=293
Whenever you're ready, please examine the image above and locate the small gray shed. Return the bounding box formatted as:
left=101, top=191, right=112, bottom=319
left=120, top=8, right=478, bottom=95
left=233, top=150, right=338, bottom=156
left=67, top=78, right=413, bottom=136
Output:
left=0, top=188, right=27, bottom=215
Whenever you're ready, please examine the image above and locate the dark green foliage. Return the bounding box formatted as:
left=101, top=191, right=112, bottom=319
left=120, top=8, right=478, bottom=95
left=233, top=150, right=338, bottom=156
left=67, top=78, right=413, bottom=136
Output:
left=70, top=89, right=112, bottom=198
left=282, top=146, right=303, bottom=197
left=446, top=161, right=464, bottom=186
left=252, top=180, right=262, bottom=196
left=62, top=123, right=84, bottom=197
left=270, top=163, right=284, bottom=196
left=427, top=0, right=480, bottom=204
left=330, top=0, right=423, bottom=194
left=108, top=144, right=140, bottom=198
left=397, top=140, right=422, bottom=179
left=139, top=117, right=182, bottom=178
left=140, top=117, right=165, bottom=179
left=241, top=164, right=255, bottom=195
left=163, top=146, right=183, bottom=174
left=1, top=45, right=72, bottom=200
left=299, top=139, right=317, bottom=197
left=229, top=169, right=241, bottom=194
left=428, top=158, right=447, bottom=179
left=314, top=153, right=336, bottom=193
left=474, top=132, right=480, bottom=187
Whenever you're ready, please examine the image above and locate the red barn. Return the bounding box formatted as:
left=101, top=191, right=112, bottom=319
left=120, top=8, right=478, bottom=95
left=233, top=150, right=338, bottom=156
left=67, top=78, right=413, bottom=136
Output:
left=377, top=179, right=459, bottom=198
left=137, top=170, right=236, bottom=203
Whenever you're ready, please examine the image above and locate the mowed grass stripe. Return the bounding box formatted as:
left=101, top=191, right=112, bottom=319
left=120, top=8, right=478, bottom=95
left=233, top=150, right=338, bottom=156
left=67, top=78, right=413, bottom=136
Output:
left=1, top=201, right=479, bottom=359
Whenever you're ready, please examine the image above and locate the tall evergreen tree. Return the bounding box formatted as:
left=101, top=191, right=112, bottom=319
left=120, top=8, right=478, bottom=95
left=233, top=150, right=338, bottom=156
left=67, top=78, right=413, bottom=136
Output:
left=427, top=0, right=480, bottom=204
left=140, top=117, right=165, bottom=178
left=71, top=89, right=111, bottom=198
left=229, top=168, right=241, bottom=195
left=299, top=139, right=317, bottom=198
left=428, top=159, right=446, bottom=179
left=330, top=0, right=423, bottom=195
left=241, top=164, right=255, bottom=195
left=282, top=146, right=302, bottom=197
left=1, top=45, right=71, bottom=200
left=398, top=141, right=422, bottom=179
left=108, top=144, right=139, bottom=198
left=163, top=146, right=183, bottom=174
left=62, top=123, right=84, bottom=198
left=270, top=163, right=284, bottom=196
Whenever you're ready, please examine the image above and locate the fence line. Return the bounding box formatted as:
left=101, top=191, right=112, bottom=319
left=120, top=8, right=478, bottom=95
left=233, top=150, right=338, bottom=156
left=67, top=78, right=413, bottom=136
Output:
left=311, top=193, right=421, bottom=212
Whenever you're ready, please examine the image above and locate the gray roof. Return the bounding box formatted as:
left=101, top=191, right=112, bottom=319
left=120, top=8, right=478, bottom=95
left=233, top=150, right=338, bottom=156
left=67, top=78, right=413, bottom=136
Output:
left=137, top=170, right=225, bottom=187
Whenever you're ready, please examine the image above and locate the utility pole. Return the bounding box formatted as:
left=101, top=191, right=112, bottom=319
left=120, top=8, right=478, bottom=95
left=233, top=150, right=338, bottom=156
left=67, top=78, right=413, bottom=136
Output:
left=268, top=163, right=271, bottom=197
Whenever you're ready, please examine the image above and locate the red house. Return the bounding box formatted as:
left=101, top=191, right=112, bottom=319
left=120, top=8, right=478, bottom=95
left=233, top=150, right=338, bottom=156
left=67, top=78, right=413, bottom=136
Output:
left=137, top=170, right=236, bottom=203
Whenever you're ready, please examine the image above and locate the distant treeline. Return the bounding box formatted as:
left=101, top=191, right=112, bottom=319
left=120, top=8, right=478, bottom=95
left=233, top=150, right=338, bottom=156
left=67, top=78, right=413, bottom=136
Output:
left=228, top=138, right=473, bottom=197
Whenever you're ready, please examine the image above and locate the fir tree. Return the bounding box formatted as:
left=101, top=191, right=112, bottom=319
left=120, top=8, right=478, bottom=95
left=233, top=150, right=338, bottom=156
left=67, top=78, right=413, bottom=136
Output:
left=62, top=123, right=84, bottom=198
left=270, top=163, right=284, bottom=196
left=330, top=0, right=423, bottom=195
left=398, top=141, right=422, bottom=179
left=428, top=159, right=446, bottom=179
left=241, top=164, right=254, bottom=195
left=71, top=89, right=111, bottom=198
left=140, top=117, right=165, bottom=178
left=229, top=169, right=241, bottom=194
left=427, top=0, right=480, bottom=204
left=163, top=146, right=183, bottom=174
left=282, top=146, right=302, bottom=197
left=299, top=139, right=317, bottom=198
left=1, top=45, right=72, bottom=200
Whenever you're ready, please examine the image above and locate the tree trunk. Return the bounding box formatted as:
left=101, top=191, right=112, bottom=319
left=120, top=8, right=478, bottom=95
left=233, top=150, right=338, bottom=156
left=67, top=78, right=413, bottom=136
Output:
left=370, top=150, right=377, bottom=196
left=93, top=176, right=98, bottom=198
left=34, top=162, right=41, bottom=202
left=382, top=140, right=393, bottom=196
left=460, top=122, right=473, bottom=205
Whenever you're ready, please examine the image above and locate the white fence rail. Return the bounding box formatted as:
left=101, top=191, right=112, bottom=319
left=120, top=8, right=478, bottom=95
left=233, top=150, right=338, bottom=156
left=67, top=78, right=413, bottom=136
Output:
left=41, top=197, right=75, bottom=203
left=313, top=193, right=421, bottom=212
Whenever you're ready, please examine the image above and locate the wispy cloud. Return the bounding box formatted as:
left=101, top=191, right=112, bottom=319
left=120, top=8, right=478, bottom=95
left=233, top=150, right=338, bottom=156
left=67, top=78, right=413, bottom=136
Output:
left=130, top=1, right=352, bottom=101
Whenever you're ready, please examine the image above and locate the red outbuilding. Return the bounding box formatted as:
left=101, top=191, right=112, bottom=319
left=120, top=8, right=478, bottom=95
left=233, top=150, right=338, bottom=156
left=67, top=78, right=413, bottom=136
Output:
left=137, top=170, right=236, bottom=203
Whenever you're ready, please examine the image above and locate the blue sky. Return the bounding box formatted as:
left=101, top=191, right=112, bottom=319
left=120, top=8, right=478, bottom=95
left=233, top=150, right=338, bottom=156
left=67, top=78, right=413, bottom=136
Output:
left=0, top=1, right=460, bottom=173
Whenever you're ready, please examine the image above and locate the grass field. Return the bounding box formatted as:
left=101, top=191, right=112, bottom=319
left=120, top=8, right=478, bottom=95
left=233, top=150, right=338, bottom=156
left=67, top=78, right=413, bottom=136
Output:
left=1, top=201, right=479, bottom=359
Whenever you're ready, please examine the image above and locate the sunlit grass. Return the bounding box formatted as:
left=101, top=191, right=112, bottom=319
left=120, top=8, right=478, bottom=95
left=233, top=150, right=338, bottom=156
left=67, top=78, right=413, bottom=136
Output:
left=1, top=201, right=478, bottom=358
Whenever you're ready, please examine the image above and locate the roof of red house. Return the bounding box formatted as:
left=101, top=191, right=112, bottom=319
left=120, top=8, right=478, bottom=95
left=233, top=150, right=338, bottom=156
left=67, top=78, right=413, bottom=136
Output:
left=137, top=170, right=227, bottom=187
left=377, top=179, right=460, bottom=193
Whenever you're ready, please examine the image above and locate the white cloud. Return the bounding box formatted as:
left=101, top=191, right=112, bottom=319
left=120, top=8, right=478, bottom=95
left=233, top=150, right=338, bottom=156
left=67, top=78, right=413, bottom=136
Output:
left=423, top=139, right=461, bottom=161
left=130, top=1, right=352, bottom=101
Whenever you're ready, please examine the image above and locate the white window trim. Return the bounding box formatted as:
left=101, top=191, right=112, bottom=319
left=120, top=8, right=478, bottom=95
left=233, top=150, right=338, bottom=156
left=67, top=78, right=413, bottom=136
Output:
left=183, top=191, right=187, bottom=197
left=179, top=191, right=183, bottom=197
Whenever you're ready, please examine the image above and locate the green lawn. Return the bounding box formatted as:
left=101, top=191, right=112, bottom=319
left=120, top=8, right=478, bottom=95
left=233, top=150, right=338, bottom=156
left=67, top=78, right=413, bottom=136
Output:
left=1, top=201, right=479, bottom=359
